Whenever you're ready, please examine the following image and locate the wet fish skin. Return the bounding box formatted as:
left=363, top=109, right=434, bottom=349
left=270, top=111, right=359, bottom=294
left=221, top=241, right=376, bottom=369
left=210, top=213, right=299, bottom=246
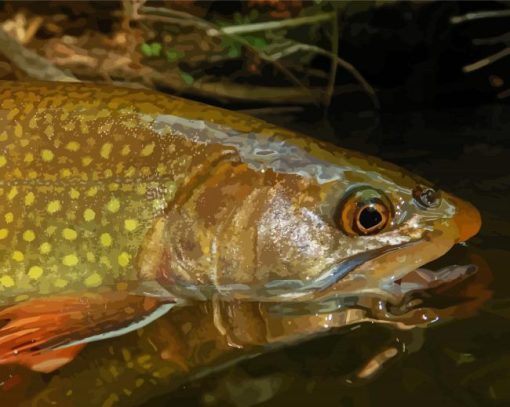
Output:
left=0, top=80, right=480, bottom=304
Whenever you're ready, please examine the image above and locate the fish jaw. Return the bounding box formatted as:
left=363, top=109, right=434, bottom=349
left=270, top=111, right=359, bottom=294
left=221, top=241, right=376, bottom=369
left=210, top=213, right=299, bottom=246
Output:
left=447, top=193, right=482, bottom=243
left=309, top=192, right=482, bottom=303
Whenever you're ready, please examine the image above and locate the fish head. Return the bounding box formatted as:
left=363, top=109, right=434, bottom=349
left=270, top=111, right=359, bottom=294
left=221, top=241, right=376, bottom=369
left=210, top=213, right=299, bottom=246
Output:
left=148, top=139, right=480, bottom=303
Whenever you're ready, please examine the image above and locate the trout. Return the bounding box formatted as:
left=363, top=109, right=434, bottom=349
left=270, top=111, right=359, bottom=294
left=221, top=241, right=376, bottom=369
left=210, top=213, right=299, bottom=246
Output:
left=0, top=80, right=481, bottom=372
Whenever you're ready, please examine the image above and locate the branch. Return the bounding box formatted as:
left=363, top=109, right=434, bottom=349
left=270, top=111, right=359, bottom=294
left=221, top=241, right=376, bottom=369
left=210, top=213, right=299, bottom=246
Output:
left=269, top=41, right=379, bottom=110
left=473, top=31, right=510, bottom=46
left=450, top=9, right=510, bottom=25
left=463, top=47, right=510, bottom=73
left=212, top=12, right=336, bottom=36
left=324, top=11, right=339, bottom=107
left=138, top=6, right=319, bottom=105
left=0, top=29, right=78, bottom=82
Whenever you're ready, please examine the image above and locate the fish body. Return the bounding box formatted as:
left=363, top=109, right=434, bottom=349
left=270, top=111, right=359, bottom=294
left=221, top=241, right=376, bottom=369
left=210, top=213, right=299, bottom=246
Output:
left=0, top=80, right=481, bottom=371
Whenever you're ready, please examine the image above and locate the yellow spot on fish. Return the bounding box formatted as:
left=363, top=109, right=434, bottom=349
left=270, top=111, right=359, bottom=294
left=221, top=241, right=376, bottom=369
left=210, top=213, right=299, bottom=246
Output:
left=44, top=125, right=54, bottom=138
left=0, top=156, right=6, bottom=167
left=41, top=149, right=54, bottom=161
left=83, top=208, right=95, bottom=222
left=24, top=153, right=34, bottom=163
left=100, top=233, right=112, bottom=247
left=47, top=200, right=62, bottom=214
left=82, top=156, right=93, bottom=166
left=45, top=226, right=57, bottom=236
left=24, top=192, right=35, bottom=206
left=62, top=254, right=79, bottom=267
left=84, top=273, right=102, bottom=288
left=28, top=266, right=43, bottom=280
left=0, top=229, right=8, bottom=239
left=65, top=141, right=80, bottom=152
left=135, top=185, right=146, bottom=195
left=4, top=212, right=13, bottom=223
left=60, top=168, right=72, bottom=178
left=125, top=166, right=135, bottom=177
left=121, top=145, right=131, bottom=156
left=118, top=252, right=131, bottom=267
left=7, top=187, right=18, bottom=200
left=69, top=188, right=80, bottom=199
left=14, top=122, right=23, bottom=137
left=157, top=164, right=167, bottom=175
left=124, top=219, right=138, bottom=231
left=62, top=228, right=77, bottom=240
left=0, top=275, right=15, bottom=288
left=23, top=230, right=35, bottom=242
left=54, top=278, right=68, bottom=288
left=39, top=242, right=52, bottom=254
left=86, top=187, right=98, bottom=197
left=7, top=108, right=19, bottom=120
left=12, top=251, right=24, bottom=262
left=86, top=252, right=96, bottom=263
left=141, top=143, right=155, bottom=156
left=106, top=198, right=120, bottom=213
left=100, top=142, right=113, bottom=159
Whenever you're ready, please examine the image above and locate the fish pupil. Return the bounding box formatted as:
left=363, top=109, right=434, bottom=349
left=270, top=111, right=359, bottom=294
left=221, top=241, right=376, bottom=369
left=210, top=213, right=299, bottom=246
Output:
left=359, top=206, right=382, bottom=230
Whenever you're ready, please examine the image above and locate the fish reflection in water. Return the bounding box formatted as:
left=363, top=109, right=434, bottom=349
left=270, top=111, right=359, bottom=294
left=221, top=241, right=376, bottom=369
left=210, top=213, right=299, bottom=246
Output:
left=0, top=256, right=491, bottom=407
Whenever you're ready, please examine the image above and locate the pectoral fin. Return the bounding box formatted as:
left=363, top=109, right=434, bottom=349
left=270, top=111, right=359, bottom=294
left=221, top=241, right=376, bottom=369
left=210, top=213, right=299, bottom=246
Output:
left=0, top=290, right=176, bottom=372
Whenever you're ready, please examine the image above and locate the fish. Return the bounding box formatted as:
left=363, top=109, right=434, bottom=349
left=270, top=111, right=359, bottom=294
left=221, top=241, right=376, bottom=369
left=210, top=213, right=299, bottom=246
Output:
left=0, top=80, right=481, bottom=372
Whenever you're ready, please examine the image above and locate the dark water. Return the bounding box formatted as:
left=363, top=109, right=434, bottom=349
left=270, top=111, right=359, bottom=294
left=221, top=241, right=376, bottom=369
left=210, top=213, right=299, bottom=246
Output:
left=152, top=104, right=510, bottom=407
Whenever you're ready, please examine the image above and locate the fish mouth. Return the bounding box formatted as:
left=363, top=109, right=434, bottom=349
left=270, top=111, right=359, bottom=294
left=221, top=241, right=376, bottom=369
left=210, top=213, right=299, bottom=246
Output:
left=299, top=240, right=479, bottom=307
left=306, top=195, right=483, bottom=303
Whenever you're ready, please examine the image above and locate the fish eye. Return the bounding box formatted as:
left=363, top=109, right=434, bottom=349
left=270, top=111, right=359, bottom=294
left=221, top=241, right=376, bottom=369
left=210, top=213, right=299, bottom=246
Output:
left=412, top=185, right=441, bottom=209
left=338, top=188, right=392, bottom=236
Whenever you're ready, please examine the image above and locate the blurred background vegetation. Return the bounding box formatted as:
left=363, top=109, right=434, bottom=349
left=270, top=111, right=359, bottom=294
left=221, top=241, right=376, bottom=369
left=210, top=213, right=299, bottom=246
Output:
left=0, top=0, right=508, bottom=113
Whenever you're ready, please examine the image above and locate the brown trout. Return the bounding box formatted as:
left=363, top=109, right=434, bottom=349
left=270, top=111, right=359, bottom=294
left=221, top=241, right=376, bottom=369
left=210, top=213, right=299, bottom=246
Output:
left=0, top=80, right=481, bottom=372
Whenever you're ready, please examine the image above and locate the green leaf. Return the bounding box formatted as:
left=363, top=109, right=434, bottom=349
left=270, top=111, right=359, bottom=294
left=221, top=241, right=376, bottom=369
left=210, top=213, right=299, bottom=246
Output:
left=180, top=71, right=194, bottom=86
left=150, top=42, right=162, bottom=57
left=140, top=43, right=153, bottom=57
left=227, top=44, right=241, bottom=58
left=141, top=42, right=162, bottom=58
left=166, top=49, right=184, bottom=62
left=244, top=35, right=267, bottom=50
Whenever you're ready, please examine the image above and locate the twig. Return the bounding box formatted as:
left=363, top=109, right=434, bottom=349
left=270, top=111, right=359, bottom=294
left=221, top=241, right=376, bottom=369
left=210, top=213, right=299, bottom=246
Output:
left=211, top=12, right=336, bottom=36
left=175, top=77, right=324, bottom=104
left=463, top=47, right=510, bottom=72
left=472, top=31, right=510, bottom=46
left=324, top=11, right=339, bottom=107
left=450, top=9, right=510, bottom=25
left=269, top=41, right=379, bottom=110
left=0, top=28, right=78, bottom=82
left=138, top=6, right=318, bottom=105
left=138, top=6, right=215, bottom=32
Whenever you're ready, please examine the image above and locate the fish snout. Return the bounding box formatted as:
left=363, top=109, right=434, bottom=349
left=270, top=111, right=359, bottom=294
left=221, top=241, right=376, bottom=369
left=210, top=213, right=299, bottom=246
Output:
left=448, top=194, right=481, bottom=243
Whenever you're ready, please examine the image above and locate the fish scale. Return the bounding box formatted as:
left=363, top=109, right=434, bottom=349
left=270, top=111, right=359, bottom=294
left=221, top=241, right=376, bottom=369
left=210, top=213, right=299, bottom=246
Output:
left=0, top=81, right=196, bottom=302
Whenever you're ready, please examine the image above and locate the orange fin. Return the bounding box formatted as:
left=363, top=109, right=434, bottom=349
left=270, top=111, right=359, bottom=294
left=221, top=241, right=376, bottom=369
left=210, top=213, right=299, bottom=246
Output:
left=13, top=344, right=86, bottom=373
left=0, top=291, right=175, bottom=372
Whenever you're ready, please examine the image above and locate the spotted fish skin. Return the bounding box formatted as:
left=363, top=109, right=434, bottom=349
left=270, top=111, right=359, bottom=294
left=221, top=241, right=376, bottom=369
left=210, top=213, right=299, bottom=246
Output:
left=0, top=80, right=241, bottom=304
left=0, top=80, right=481, bottom=309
